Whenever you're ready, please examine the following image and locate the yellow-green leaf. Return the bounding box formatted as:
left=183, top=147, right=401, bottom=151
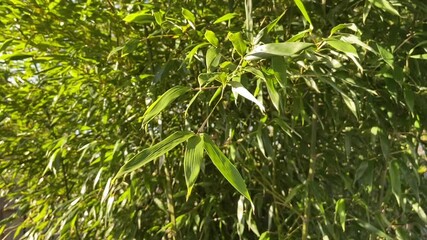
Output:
left=205, top=30, right=219, bottom=48
left=142, top=86, right=191, bottom=125
left=245, top=42, right=313, bottom=60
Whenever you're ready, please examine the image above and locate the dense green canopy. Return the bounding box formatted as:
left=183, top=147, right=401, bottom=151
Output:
left=1, top=0, right=427, bottom=239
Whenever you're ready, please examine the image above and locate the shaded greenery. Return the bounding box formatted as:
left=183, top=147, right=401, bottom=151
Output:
left=1, top=0, right=427, bottom=239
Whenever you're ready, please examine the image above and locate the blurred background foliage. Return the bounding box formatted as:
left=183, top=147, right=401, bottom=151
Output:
left=0, top=0, right=427, bottom=239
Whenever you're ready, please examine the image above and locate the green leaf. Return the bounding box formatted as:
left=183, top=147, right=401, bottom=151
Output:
left=184, top=135, right=205, bottom=200
left=182, top=8, right=196, bottom=28
left=327, top=39, right=362, bottom=71
left=356, top=219, right=393, bottom=239
left=369, top=0, right=400, bottom=16
left=205, top=30, right=219, bottom=48
left=377, top=44, right=394, bottom=68
left=116, top=131, right=194, bottom=178
left=412, top=202, right=427, bottom=224
left=214, top=13, right=238, bottom=24
left=245, top=42, right=313, bottom=60
left=142, top=86, right=191, bottom=125
left=123, top=11, right=154, bottom=24
left=228, top=32, right=247, bottom=57
left=206, top=47, right=221, bottom=72
left=341, top=93, right=358, bottom=119
left=293, top=0, right=313, bottom=26
left=202, top=134, right=252, bottom=203
left=0, top=39, right=13, bottom=52
left=410, top=54, right=427, bottom=59
left=335, top=199, right=346, bottom=231
left=264, top=76, right=280, bottom=111
left=186, top=42, right=210, bottom=64
left=326, top=39, right=358, bottom=57
left=389, top=160, right=402, bottom=206
left=329, top=23, right=359, bottom=36
left=198, top=72, right=221, bottom=86
left=230, top=81, right=265, bottom=113
left=404, top=88, right=415, bottom=113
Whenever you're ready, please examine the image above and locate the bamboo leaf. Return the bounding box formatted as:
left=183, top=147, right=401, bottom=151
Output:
left=293, top=0, right=312, bottom=26
left=356, top=219, right=393, bottom=239
left=115, top=131, right=194, bottom=178
left=230, top=81, right=265, bottom=113
left=369, top=0, right=400, bottom=16
left=142, top=86, right=191, bottom=125
left=123, top=11, right=154, bottom=24
left=389, top=160, right=402, bottom=206
left=335, top=199, right=346, bottom=231
left=245, top=42, right=313, bottom=60
left=214, top=13, right=238, bottom=24
left=184, top=135, right=205, bottom=200
left=202, top=134, right=252, bottom=203
left=228, top=32, right=247, bottom=57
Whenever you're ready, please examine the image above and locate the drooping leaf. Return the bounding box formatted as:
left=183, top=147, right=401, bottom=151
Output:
left=245, top=42, right=313, bottom=60
left=230, top=81, right=265, bottom=112
left=202, top=134, right=252, bottom=203
left=142, top=86, right=191, bottom=125
left=184, top=135, right=205, bottom=200
left=115, top=131, right=194, bottom=178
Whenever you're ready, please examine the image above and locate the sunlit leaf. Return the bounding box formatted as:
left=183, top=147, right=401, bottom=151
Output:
left=115, top=131, right=194, bottom=178
left=123, top=11, right=154, bottom=24
left=142, top=86, right=191, bottom=125
left=214, top=13, right=238, bottom=24
left=293, top=0, right=313, bottom=27
left=230, top=81, right=265, bottom=112
left=228, top=32, right=247, bottom=57
left=205, top=30, right=219, bottom=48
left=245, top=42, right=313, bottom=60
left=369, top=0, right=400, bottom=16
left=335, top=199, right=346, bottom=231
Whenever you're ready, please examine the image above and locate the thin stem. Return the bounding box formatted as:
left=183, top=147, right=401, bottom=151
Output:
left=302, top=95, right=318, bottom=240
left=164, top=162, right=177, bottom=240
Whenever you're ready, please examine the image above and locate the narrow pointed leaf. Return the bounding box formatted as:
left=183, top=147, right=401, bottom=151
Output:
left=123, top=11, right=154, bottom=24
left=389, top=160, right=402, bottom=206
left=356, top=219, right=393, bottom=239
left=116, top=131, right=194, bottom=178
left=184, top=135, right=205, bottom=200
left=369, top=0, right=400, bottom=16
left=142, top=86, right=191, bottom=124
left=202, top=134, right=252, bottom=203
left=245, top=42, right=313, bottom=60
left=214, top=13, right=238, bottom=24
left=230, top=81, right=265, bottom=112
left=293, top=0, right=312, bottom=26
